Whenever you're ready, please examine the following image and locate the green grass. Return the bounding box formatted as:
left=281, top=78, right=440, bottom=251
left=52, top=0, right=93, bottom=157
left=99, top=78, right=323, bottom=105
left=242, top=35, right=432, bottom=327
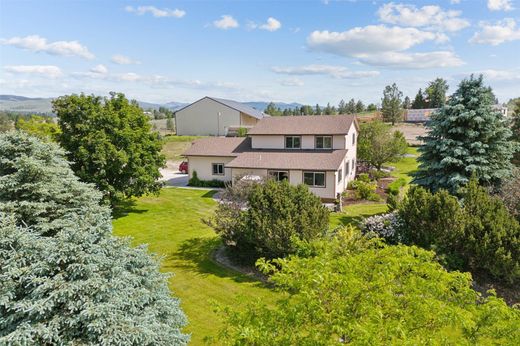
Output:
left=161, top=135, right=204, bottom=161
left=112, top=188, right=276, bottom=345
left=391, top=147, right=419, bottom=183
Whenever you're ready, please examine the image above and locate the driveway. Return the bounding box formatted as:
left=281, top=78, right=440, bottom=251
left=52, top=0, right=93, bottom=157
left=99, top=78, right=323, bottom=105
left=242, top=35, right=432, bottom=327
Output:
left=160, top=160, right=189, bottom=187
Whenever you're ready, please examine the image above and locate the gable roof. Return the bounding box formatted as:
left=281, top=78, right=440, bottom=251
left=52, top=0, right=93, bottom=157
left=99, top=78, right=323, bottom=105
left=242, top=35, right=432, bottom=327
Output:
left=247, top=115, right=358, bottom=135
left=183, top=137, right=250, bottom=157
left=175, top=96, right=267, bottom=120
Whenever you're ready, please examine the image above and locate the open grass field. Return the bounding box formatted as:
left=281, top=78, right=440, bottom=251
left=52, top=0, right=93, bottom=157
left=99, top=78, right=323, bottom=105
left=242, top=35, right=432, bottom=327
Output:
left=112, top=188, right=277, bottom=345
left=162, top=135, right=204, bottom=161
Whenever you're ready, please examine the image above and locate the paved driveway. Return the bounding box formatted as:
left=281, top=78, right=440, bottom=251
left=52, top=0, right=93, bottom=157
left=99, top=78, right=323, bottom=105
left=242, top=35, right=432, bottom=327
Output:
left=160, top=161, right=189, bottom=187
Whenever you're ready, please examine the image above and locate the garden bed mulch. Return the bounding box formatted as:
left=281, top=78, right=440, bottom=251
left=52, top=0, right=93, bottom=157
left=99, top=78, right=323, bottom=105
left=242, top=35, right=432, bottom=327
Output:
left=341, top=176, right=397, bottom=206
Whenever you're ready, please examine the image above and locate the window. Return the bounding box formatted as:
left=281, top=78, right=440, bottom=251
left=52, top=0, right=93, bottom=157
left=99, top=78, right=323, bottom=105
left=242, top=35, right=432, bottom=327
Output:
left=285, top=136, right=301, bottom=149
left=315, top=136, right=332, bottom=149
left=338, top=168, right=343, bottom=183
left=303, top=171, right=326, bottom=188
left=352, top=132, right=356, bottom=145
left=345, top=161, right=350, bottom=175
left=268, top=170, right=289, bottom=181
left=212, top=163, right=224, bottom=175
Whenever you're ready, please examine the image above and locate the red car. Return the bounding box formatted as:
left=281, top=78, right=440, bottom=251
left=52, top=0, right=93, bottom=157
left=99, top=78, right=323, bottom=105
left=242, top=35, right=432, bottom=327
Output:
left=178, top=161, right=188, bottom=174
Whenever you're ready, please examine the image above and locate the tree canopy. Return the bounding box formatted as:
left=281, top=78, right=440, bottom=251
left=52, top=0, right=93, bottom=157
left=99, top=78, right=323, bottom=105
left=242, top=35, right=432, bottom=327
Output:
left=220, top=227, right=520, bottom=345
left=357, top=120, right=407, bottom=170
left=425, top=77, right=449, bottom=108
left=53, top=92, right=165, bottom=204
left=413, top=75, right=515, bottom=194
left=381, top=83, right=403, bottom=125
left=0, top=132, right=188, bottom=345
left=16, top=115, right=60, bottom=140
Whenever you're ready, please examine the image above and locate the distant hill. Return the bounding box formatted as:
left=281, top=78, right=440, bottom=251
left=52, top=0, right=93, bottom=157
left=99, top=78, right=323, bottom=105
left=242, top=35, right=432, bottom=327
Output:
left=244, top=101, right=304, bottom=111
left=0, top=95, right=303, bottom=114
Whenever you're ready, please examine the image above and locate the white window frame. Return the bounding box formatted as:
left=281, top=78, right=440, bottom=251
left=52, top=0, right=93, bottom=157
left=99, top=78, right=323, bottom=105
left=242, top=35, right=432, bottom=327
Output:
left=315, top=135, right=332, bottom=149
left=303, top=171, right=326, bottom=188
left=285, top=136, right=301, bottom=149
left=212, top=163, right=224, bottom=176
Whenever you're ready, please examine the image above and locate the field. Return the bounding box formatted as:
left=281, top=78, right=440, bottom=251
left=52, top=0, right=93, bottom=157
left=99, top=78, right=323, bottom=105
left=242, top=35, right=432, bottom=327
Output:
left=161, top=135, right=204, bottom=161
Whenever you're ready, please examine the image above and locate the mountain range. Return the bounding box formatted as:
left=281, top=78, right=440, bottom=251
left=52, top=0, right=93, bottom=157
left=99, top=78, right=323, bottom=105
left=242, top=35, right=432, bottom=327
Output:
left=0, top=95, right=304, bottom=114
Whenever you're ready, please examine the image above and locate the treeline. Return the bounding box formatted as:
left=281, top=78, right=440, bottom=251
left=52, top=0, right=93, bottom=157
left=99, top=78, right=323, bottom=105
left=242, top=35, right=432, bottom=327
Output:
left=0, top=111, right=57, bottom=134
left=264, top=99, right=377, bottom=116
left=410, top=78, right=449, bottom=109
left=147, top=106, right=174, bottom=120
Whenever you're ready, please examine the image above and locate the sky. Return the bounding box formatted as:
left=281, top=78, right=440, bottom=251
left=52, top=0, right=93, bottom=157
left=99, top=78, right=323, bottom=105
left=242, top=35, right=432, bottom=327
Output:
left=0, top=0, right=519, bottom=105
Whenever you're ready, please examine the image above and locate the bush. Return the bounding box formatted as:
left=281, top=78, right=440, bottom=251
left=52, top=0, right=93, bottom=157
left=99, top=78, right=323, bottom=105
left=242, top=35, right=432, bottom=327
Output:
left=361, top=212, right=403, bottom=243
left=208, top=179, right=329, bottom=262
left=386, top=177, right=406, bottom=195
left=369, top=169, right=390, bottom=180
left=236, top=127, right=248, bottom=137
left=188, top=170, right=226, bottom=188
left=498, top=168, right=520, bottom=222
left=357, top=173, right=371, bottom=183
left=398, top=179, right=520, bottom=284
left=350, top=176, right=380, bottom=201
left=220, top=227, right=520, bottom=345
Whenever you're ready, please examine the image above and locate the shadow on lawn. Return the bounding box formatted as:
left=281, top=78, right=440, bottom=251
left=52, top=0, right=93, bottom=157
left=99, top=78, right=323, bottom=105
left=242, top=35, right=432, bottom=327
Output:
left=112, top=199, right=148, bottom=219
left=172, top=237, right=265, bottom=285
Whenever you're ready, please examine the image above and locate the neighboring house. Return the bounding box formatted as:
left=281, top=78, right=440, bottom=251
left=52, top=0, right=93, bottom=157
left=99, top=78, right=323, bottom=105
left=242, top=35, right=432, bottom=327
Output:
left=405, top=105, right=508, bottom=122
left=183, top=115, right=359, bottom=201
left=174, top=96, right=267, bottom=136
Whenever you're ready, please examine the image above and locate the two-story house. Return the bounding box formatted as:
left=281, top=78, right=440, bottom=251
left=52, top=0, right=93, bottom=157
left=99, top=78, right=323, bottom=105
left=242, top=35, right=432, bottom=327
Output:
left=183, top=115, right=359, bottom=201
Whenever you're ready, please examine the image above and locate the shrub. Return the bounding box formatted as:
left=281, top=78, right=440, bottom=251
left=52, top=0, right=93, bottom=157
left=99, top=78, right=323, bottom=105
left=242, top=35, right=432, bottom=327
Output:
left=369, top=169, right=390, bottom=180
left=350, top=177, right=380, bottom=202
left=188, top=170, right=226, bottom=188
left=208, top=179, right=329, bottom=262
left=361, top=211, right=403, bottom=243
left=220, top=228, right=520, bottom=345
left=357, top=173, right=371, bottom=183
left=386, top=177, right=406, bottom=196
left=398, top=179, right=520, bottom=284
left=236, top=127, right=248, bottom=137
left=498, top=168, right=520, bottom=222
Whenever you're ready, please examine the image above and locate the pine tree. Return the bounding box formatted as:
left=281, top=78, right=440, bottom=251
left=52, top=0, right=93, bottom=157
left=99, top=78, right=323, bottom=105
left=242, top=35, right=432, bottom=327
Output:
left=381, top=83, right=403, bottom=125
left=315, top=104, right=322, bottom=115
left=355, top=100, right=365, bottom=113
left=413, top=75, right=515, bottom=194
left=0, top=132, right=188, bottom=345
left=338, top=99, right=346, bottom=114
left=403, top=96, right=411, bottom=109
left=426, top=78, right=449, bottom=108
left=412, top=88, right=427, bottom=109
left=512, top=99, right=520, bottom=166
left=324, top=103, right=334, bottom=115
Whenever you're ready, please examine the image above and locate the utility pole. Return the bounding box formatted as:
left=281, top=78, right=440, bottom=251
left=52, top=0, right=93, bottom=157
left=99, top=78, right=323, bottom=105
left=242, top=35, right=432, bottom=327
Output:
left=217, top=111, right=221, bottom=136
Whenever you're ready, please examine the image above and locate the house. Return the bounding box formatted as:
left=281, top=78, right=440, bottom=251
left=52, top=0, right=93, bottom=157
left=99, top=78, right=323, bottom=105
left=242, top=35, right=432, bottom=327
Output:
left=174, top=96, right=268, bottom=136
left=183, top=115, right=359, bottom=201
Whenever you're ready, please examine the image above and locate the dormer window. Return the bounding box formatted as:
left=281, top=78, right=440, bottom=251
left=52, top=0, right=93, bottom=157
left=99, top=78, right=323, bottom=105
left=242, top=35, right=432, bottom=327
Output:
left=285, top=136, right=301, bottom=149
left=315, top=136, right=332, bottom=149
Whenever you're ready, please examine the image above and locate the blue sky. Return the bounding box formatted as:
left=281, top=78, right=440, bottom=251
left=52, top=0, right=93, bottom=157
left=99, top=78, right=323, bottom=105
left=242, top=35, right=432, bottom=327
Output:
left=1, top=0, right=519, bottom=105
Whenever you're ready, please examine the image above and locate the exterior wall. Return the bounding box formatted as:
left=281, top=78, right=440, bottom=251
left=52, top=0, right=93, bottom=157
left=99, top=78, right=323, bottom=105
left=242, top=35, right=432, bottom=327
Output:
left=307, top=171, right=336, bottom=200
left=252, top=134, right=349, bottom=150
left=231, top=168, right=269, bottom=180
left=251, top=135, right=285, bottom=149
left=176, top=98, right=240, bottom=136
left=240, top=113, right=259, bottom=127
left=187, top=156, right=234, bottom=181
left=404, top=108, right=437, bottom=122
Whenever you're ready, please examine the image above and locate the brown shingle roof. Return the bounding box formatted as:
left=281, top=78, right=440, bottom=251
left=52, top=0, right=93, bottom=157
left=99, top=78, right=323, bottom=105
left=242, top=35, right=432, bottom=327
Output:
left=183, top=137, right=249, bottom=157
left=247, top=115, right=357, bottom=135
left=226, top=149, right=347, bottom=171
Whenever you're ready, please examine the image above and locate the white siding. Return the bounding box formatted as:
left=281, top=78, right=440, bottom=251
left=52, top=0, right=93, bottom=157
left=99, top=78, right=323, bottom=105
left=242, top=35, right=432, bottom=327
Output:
left=187, top=156, right=234, bottom=181
left=251, top=134, right=350, bottom=150
left=176, top=98, right=241, bottom=136
left=251, top=135, right=285, bottom=149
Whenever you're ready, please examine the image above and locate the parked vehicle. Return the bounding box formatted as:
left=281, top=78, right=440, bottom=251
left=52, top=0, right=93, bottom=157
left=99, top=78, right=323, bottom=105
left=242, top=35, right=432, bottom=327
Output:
left=179, top=161, right=188, bottom=174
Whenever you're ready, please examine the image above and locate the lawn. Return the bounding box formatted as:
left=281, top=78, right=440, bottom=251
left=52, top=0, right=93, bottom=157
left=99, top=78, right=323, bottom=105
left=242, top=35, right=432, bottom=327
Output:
left=112, top=188, right=277, bottom=345
left=330, top=146, right=419, bottom=227
left=162, top=135, right=204, bottom=161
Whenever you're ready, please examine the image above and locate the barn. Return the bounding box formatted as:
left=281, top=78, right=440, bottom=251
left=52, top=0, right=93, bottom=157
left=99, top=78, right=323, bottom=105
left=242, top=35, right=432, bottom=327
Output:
left=174, top=96, right=267, bottom=136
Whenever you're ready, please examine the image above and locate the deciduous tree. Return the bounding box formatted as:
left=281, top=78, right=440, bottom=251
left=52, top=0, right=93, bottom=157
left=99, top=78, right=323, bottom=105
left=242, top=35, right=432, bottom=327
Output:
left=358, top=121, right=407, bottom=170
left=381, top=83, right=403, bottom=125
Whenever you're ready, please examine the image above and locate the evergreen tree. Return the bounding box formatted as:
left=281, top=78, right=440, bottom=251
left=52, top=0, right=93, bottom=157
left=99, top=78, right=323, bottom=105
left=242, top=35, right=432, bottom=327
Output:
left=426, top=78, right=449, bottom=108
left=345, top=98, right=356, bottom=114
left=403, top=96, right=411, bottom=109
left=338, top=99, right=346, bottom=114
left=511, top=99, right=520, bottom=166
left=355, top=100, right=365, bottom=113
left=301, top=105, right=314, bottom=115
left=366, top=103, right=377, bottom=112
left=315, top=104, right=322, bottom=115
left=413, top=75, right=515, bottom=194
left=53, top=93, right=165, bottom=205
left=412, top=88, right=427, bottom=109
left=0, top=132, right=188, bottom=345
left=381, top=83, right=403, bottom=125
left=264, top=102, right=282, bottom=116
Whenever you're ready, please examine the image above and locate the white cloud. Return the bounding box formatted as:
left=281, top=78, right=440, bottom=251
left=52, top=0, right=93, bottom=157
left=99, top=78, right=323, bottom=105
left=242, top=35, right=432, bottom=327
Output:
left=280, top=78, right=305, bottom=86
left=213, top=15, right=239, bottom=30
left=478, top=68, right=520, bottom=81
left=90, top=64, right=108, bottom=74
left=450, top=0, right=461, bottom=4
left=111, top=54, right=141, bottom=65
left=307, top=25, right=446, bottom=56
left=272, top=64, right=380, bottom=79
left=125, top=5, right=185, bottom=18
left=4, top=65, right=63, bottom=78
left=357, top=51, right=464, bottom=69
left=470, top=18, right=520, bottom=45
left=260, top=17, right=282, bottom=31
left=0, top=35, right=94, bottom=59
left=377, top=3, right=470, bottom=32
left=487, top=0, right=513, bottom=11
